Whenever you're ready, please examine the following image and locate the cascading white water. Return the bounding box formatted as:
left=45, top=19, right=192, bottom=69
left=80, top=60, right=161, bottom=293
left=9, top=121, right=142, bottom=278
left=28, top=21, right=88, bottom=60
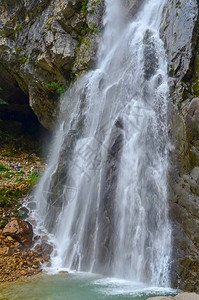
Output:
left=33, top=0, right=171, bottom=287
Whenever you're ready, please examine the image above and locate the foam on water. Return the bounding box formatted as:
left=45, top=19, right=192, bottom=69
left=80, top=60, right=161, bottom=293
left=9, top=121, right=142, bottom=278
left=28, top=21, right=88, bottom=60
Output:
left=0, top=273, right=178, bottom=300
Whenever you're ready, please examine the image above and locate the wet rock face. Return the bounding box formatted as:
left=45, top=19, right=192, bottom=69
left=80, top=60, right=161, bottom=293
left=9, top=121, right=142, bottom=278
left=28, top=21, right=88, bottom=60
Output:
left=93, top=122, right=123, bottom=275
left=0, top=0, right=104, bottom=129
left=2, top=217, right=33, bottom=247
left=186, top=98, right=199, bottom=146
left=161, top=0, right=198, bottom=80
left=121, top=0, right=146, bottom=19
left=143, top=30, right=159, bottom=80
left=41, top=241, right=53, bottom=257
left=161, top=0, right=199, bottom=293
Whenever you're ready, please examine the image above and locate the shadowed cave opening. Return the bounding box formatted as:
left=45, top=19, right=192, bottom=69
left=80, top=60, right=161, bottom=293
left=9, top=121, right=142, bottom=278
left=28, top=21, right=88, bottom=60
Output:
left=0, top=76, right=50, bottom=156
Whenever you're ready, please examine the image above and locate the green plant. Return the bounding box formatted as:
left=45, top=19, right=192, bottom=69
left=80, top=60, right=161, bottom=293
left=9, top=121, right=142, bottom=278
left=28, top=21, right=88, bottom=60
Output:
left=0, top=187, right=25, bottom=207
left=4, top=171, right=15, bottom=178
left=28, top=173, right=41, bottom=184
left=162, top=5, right=166, bottom=14
left=45, top=16, right=54, bottom=30
left=85, top=39, right=91, bottom=46
left=45, top=23, right=50, bottom=30
left=82, top=24, right=93, bottom=34
left=46, top=81, right=65, bottom=94
left=0, top=164, right=9, bottom=172
left=14, top=25, right=22, bottom=33
left=15, top=47, right=22, bottom=54
left=16, top=170, right=25, bottom=175
left=20, top=56, right=28, bottom=64
left=81, top=0, right=88, bottom=16
left=48, top=16, right=54, bottom=23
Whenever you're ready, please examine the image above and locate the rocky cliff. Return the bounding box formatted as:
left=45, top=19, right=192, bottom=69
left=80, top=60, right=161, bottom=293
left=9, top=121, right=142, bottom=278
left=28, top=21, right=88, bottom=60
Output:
left=0, top=0, right=104, bottom=129
left=161, top=0, right=199, bottom=293
left=1, top=0, right=199, bottom=293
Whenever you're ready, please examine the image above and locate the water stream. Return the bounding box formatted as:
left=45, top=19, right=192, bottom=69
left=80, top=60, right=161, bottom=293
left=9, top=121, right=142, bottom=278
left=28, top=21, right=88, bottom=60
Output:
left=32, top=0, right=171, bottom=289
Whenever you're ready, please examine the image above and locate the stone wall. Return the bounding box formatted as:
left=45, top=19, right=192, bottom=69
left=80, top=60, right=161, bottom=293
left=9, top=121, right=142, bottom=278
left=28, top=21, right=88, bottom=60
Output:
left=0, top=0, right=104, bottom=129
left=161, top=0, right=199, bottom=292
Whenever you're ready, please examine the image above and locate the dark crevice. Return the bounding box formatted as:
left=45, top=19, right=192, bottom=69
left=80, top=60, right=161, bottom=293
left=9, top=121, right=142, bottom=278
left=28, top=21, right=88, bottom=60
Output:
left=0, top=75, right=51, bottom=156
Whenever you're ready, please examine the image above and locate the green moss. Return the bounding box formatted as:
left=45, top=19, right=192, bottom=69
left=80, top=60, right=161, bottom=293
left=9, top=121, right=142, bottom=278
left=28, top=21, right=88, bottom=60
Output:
left=81, top=0, right=88, bottom=16
left=45, top=16, right=54, bottom=30
left=85, top=39, right=91, bottom=46
left=91, top=22, right=96, bottom=28
left=15, top=47, right=22, bottom=54
left=162, top=5, right=166, bottom=14
left=13, top=25, right=22, bottom=33
left=45, top=23, right=50, bottom=30
left=20, top=56, right=28, bottom=64
left=90, top=22, right=98, bottom=32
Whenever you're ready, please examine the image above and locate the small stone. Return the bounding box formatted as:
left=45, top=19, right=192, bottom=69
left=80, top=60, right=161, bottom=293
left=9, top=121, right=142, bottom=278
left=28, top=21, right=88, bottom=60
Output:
left=190, top=167, right=199, bottom=181
left=6, top=236, right=14, bottom=242
left=58, top=271, right=68, bottom=274
left=0, top=247, right=9, bottom=255
left=31, top=264, right=38, bottom=269
left=45, top=261, right=51, bottom=267
left=3, top=218, right=33, bottom=247
left=14, top=242, right=21, bottom=249
left=43, top=256, right=50, bottom=261
left=41, top=242, right=53, bottom=257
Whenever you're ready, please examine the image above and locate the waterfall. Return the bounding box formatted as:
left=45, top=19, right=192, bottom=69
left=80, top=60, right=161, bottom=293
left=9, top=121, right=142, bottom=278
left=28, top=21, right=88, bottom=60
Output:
left=34, top=0, right=171, bottom=287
